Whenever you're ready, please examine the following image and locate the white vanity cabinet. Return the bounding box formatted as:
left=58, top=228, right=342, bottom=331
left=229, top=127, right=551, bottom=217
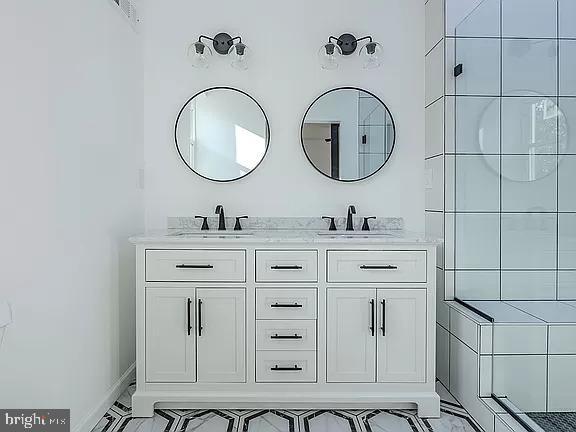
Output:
left=145, top=287, right=245, bottom=383
left=132, top=236, right=439, bottom=418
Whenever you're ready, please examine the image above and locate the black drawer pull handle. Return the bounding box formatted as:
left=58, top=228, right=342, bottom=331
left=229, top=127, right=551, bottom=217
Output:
left=381, top=299, right=386, bottom=336
left=197, top=299, right=203, bottom=336
left=271, top=303, right=303, bottom=308
left=270, top=265, right=303, bottom=270
left=360, top=265, right=398, bottom=270
left=176, top=264, right=214, bottom=269
left=270, top=334, right=303, bottom=340
left=370, top=299, right=375, bottom=337
left=271, top=365, right=302, bottom=371
left=186, top=298, right=192, bottom=336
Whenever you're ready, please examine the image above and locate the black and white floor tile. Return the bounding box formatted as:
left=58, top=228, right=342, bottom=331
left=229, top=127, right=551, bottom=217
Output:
left=91, top=382, right=484, bottom=432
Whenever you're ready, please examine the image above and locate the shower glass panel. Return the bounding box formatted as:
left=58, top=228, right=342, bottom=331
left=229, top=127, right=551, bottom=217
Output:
left=453, top=1, right=576, bottom=430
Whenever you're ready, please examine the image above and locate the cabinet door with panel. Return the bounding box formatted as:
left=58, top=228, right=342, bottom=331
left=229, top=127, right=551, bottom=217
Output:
left=377, top=289, right=426, bottom=383
left=326, top=289, right=376, bottom=383
left=196, top=288, right=246, bottom=383
left=145, top=288, right=196, bottom=383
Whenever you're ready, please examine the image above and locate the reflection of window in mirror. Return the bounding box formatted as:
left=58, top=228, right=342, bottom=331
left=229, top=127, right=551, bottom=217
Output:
left=175, top=87, right=269, bottom=182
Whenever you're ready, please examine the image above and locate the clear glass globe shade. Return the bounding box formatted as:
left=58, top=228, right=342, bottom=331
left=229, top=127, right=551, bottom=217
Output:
left=359, top=41, right=383, bottom=69
left=187, top=42, right=212, bottom=68
left=229, top=43, right=251, bottom=71
left=318, top=43, right=342, bottom=70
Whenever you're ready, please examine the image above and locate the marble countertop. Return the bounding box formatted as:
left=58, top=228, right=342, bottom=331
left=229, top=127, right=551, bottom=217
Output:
left=129, top=229, right=441, bottom=245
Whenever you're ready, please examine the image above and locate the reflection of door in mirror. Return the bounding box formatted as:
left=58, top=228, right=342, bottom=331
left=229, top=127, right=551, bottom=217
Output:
left=301, top=88, right=395, bottom=182
left=302, top=123, right=340, bottom=178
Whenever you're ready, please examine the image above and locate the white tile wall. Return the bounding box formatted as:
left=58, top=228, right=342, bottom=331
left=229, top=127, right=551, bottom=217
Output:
left=426, top=210, right=445, bottom=267
left=425, top=97, right=445, bottom=158
left=445, top=270, right=455, bottom=300
left=493, top=325, right=548, bottom=354
left=559, top=98, right=576, bottom=154
left=445, top=213, right=455, bottom=269
left=426, top=40, right=445, bottom=106
left=455, top=213, right=501, bottom=269
left=502, top=0, right=558, bottom=39
left=560, top=40, right=576, bottom=96
left=445, top=37, right=455, bottom=96
left=456, top=155, right=500, bottom=211
left=455, top=270, right=500, bottom=300
left=558, top=271, right=576, bottom=299
left=501, top=156, right=557, bottom=212
left=455, top=38, right=501, bottom=96
left=559, top=0, right=576, bottom=38
left=425, top=0, right=445, bottom=54
left=502, top=39, right=557, bottom=96
left=501, top=271, right=557, bottom=300
left=479, top=355, right=492, bottom=397
left=501, top=213, right=557, bottom=270
left=455, top=97, right=500, bottom=154
left=559, top=213, right=576, bottom=269
left=437, top=323, right=450, bottom=387
left=493, top=355, right=548, bottom=412
left=453, top=0, right=500, bottom=38
left=549, top=325, right=576, bottom=354
left=425, top=156, right=444, bottom=211
left=548, top=355, right=576, bottom=411
left=444, top=155, right=455, bottom=211
left=480, top=324, right=493, bottom=354
left=444, top=96, right=455, bottom=153
left=450, top=308, right=479, bottom=351
left=558, top=156, right=576, bottom=211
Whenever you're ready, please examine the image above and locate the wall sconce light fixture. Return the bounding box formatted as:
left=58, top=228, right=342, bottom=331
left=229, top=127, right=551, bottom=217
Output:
left=319, top=33, right=383, bottom=70
left=188, top=32, right=251, bottom=70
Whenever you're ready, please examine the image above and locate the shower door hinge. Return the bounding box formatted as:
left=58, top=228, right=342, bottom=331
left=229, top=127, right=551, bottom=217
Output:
left=454, top=63, right=463, bottom=77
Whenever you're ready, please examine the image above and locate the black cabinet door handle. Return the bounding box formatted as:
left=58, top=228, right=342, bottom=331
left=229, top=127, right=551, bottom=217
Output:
left=187, top=298, right=192, bottom=336
left=360, top=265, right=398, bottom=270
left=270, top=334, right=303, bottom=340
left=197, top=299, right=203, bottom=336
left=370, top=299, right=375, bottom=337
left=176, top=264, right=214, bottom=269
left=270, top=365, right=302, bottom=371
left=381, top=299, right=386, bottom=336
left=270, top=303, right=303, bottom=308
left=270, top=265, right=303, bottom=270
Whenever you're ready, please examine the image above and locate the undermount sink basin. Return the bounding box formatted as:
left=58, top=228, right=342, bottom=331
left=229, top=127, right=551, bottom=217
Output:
left=316, top=231, right=396, bottom=238
left=168, top=231, right=254, bottom=237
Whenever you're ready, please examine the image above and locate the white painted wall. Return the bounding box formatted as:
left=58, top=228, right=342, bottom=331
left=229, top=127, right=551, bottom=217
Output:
left=142, top=0, right=425, bottom=231
left=0, top=1, right=143, bottom=430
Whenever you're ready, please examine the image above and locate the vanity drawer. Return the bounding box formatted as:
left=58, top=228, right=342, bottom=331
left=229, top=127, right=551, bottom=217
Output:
left=256, top=320, right=316, bottom=351
left=255, top=250, right=318, bottom=282
left=327, top=250, right=427, bottom=283
left=256, top=289, right=317, bottom=320
left=256, top=351, right=316, bottom=382
left=146, top=250, right=246, bottom=282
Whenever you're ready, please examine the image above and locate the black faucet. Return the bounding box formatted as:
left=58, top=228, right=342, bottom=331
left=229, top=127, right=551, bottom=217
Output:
left=346, top=205, right=356, bottom=231
left=215, top=205, right=226, bottom=231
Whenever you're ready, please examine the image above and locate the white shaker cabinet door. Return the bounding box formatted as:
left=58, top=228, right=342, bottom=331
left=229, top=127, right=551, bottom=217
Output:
left=327, top=289, right=376, bottom=383
left=377, top=289, right=427, bottom=383
left=196, top=288, right=246, bottom=383
left=145, top=288, right=196, bottom=382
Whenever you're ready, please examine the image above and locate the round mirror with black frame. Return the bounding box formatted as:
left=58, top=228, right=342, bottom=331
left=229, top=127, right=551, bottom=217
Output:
left=300, top=87, right=396, bottom=182
left=175, top=87, right=270, bottom=182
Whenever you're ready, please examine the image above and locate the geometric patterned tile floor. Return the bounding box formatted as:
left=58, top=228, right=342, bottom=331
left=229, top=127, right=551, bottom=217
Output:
left=91, top=382, right=484, bottom=432
left=527, top=412, right=576, bottom=432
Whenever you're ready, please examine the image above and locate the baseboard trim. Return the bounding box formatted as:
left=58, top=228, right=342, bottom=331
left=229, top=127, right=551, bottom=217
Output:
left=72, top=363, right=135, bottom=432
